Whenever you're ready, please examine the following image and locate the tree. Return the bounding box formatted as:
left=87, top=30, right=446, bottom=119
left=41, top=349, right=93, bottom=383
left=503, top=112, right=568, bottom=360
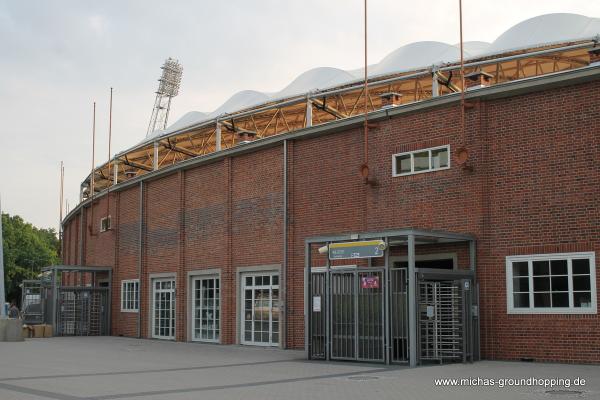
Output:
left=2, top=213, right=60, bottom=304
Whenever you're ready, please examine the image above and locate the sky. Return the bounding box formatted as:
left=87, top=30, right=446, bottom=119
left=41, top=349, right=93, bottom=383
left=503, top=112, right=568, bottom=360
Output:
left=0, top=0, right=599, bottom=231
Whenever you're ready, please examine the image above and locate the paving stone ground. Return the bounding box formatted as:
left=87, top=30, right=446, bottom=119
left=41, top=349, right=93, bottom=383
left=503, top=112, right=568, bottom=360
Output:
left=0, top=337, right=598, bottom=400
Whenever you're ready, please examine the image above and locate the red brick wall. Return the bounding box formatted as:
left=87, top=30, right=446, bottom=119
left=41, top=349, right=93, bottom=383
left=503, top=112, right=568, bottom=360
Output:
left=60, top=79, right=600, bottom=363
left=114, top=187, right=140, bottom=337
left=288, top=129, right=368, bottom=346
left=231, top=147, right=284, bottom=344
left=63, top=212, right=80, bottom=265
left=143, top=174, right=181, bottom=338
left=478, top=82, right=600, bottom=363
left=183, top=160, right=229, bottom=341
left=82, top=194, right=116, bottom=268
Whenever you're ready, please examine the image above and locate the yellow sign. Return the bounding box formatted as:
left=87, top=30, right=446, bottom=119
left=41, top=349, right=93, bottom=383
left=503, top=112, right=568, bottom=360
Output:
left=329, top=240, right=386, bottom=259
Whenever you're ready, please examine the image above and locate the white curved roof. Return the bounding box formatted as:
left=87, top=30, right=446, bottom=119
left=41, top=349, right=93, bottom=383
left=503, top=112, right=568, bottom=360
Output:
left=275, top=67, right=356, bottom=99
left=371, top=41, right=463, bottom=76
left=150, top=13, right=600, bottom=140
left=487, top=13, right=600, bottom=54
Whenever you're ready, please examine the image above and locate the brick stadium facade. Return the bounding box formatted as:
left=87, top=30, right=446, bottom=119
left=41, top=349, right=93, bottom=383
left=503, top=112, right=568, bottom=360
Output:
left=61, top=66, right=600, bottom=364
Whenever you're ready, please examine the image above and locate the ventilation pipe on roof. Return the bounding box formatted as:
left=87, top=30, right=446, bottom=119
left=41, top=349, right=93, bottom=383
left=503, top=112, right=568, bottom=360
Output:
left=589, top=48, right=600, bottom=65
left=236, top=131, right=256, bottom=145
left=380, top=92, right=402, bottom=109
left=215, top=122, right=222, bottom=151
left=431, top=67, right=440, bottom=97
left=464, top=71, right=494, bottom=91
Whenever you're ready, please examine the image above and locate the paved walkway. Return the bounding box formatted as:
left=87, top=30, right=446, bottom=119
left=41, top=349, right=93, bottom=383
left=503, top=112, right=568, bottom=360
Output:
left=0, top=337, right=598, bottom=400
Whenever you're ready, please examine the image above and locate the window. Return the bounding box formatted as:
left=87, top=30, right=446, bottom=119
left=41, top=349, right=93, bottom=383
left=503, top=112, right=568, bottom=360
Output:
left=100, top=216, right=112, bottom=232
left=192, top=276, right=220, bottom=342
left=152, top=278, right=175, bottom=339
left=392, top=145, right=450, bottom=177
left=121, top=279, right=139, bottom=312
left=242, top=272, right=279, bottom=346
left=506, top=252, right=596, bottom=314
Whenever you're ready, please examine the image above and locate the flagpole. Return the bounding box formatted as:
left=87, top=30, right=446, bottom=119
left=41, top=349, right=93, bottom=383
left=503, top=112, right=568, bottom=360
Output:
left=0, top=195, right=6, bottom=317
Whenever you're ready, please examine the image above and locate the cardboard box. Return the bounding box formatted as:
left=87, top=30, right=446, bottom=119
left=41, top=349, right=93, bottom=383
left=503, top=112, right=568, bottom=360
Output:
left=43, top=324, right=53, bottom=338
left=22, top=326, right=31, bottom=339
left=33, top=325, right=45, bottom=338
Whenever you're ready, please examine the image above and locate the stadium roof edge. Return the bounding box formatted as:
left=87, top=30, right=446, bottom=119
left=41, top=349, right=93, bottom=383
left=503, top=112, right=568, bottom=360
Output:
left=63, top=62, right=600, bottom=225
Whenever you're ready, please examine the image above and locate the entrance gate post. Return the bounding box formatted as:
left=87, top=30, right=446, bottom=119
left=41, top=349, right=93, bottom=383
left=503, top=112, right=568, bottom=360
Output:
left=384, top=237, right=390, bottom=364
left=407, top=234, right=417, bottom=367
left=304, top=243, right=310, bottom=360
left=325, top=242, right=331, bottom=361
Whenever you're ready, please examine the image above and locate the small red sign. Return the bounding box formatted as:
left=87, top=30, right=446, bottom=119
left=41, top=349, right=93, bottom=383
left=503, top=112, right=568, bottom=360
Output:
left=360, top=276, right=379, bottom=289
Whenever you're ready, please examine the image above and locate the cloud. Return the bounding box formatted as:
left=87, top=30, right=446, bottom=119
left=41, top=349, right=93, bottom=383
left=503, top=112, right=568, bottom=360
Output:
left=88, top=15, right=107, bottom=37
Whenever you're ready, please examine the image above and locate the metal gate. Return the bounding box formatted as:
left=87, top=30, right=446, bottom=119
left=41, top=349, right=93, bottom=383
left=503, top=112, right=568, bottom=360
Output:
left=390, top=268, right=408, bottom=363
left=308, top=267, right=476, bottom=364
left=330, top=271, right=355, bottom=359
left=326, top=269, right=385, bottom=362
left=56, top=287, right=110, bottom=336
left=309, top=272, right=326, bottom=359
left=418, top=280, right=465, bottom=363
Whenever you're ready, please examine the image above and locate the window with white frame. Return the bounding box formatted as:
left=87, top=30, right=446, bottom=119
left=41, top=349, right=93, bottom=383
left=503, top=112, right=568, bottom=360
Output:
left=121, top=279, right=139, bottom=312
left=506, top=252, right=596, bottom=314
left=392, top=145, right=450, bottom=176
left=100, top=216, right=112, bottom=232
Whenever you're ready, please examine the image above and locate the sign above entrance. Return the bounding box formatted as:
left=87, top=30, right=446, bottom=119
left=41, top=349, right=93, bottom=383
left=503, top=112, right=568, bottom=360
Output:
left=328, top=240, right=386, bottom=260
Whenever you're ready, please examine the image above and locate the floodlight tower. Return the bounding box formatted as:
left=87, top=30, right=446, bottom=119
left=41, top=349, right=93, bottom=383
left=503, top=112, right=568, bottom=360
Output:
left=146, top=58, right=183, bottom=136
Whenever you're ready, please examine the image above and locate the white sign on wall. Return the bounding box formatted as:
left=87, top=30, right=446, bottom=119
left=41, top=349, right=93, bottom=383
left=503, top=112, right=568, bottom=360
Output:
left=313, top=296, right=321, bottom=312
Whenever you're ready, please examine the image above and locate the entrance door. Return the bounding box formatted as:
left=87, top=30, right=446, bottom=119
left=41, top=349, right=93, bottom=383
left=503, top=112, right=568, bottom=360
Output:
left=357, top=270, right=385, bottom=361
left=191, top=276, right=220, bottom=342
left=330, top=269, right=385, bottom=362
left=241, top=272, right=279, bottom=346
left=330, top=271, right=355, bottom=359
left=152, top=278, right=175, bottom=340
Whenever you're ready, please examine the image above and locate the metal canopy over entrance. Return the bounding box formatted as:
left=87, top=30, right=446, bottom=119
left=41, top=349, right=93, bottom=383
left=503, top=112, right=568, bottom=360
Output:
left=305, top=229, right=479, bottom=366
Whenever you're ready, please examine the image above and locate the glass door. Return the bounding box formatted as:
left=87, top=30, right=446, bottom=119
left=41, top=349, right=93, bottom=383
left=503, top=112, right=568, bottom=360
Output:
left=152, top=278, right=175, bottom=339
left=241, top=272, right=279, bottom=346
left=192, top=276, right=220, bottom=342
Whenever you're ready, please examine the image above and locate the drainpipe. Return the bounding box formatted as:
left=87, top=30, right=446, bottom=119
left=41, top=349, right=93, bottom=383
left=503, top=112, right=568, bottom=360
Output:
left=281, top=140, right=288, bottom=349
left=137, top=181, right=144, bottom=338
left=78, top=207, right=84, bottom=265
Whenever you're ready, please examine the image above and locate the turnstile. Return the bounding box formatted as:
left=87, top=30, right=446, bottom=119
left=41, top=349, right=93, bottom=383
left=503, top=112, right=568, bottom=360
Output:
left=56, top=287, right=110, bottom=336
left=418, top=281, right=463, bottom=362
